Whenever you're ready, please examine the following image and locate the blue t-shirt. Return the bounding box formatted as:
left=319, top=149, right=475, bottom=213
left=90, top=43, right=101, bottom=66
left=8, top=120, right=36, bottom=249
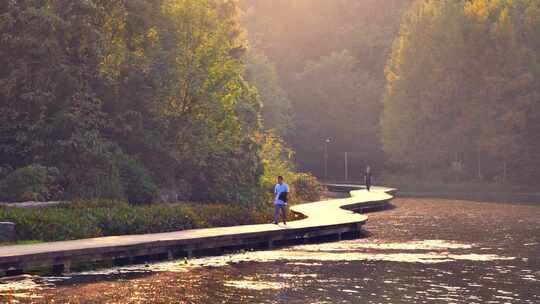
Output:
left=274, top=183, right=289, bottom=205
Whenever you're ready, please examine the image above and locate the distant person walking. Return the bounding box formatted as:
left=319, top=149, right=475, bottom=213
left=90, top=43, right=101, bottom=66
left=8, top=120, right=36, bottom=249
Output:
left=365, top=166, right=372, bottom=192
left=274, top=176, right=289, bottom=225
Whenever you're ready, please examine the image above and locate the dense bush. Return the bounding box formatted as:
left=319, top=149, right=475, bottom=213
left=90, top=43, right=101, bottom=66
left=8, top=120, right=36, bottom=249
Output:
left=0, top=165, right=62, bottom=202
left=259, top=133, right=324, bottom=204
left=184, top=203, right=273, bottom=227
left=291, top=173, right=324, bottom=202
left=62, top=158, right=124, bottom=201
left=0, top=201, right=274, bottom=242
left=117, top=157, right=159, bottom=205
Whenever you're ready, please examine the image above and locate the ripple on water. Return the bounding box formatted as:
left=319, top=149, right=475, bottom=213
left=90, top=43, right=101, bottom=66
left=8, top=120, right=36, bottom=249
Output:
left=164, top=239, right=513, bottom=267
left=223, top=280, right=288, bottom=291
left=292, top=239, right=474, bottom=251
left=18, top=240, right=508, bottom=283
left=0, top=239, right=516, bottom=295
left=0, top=275, right=65, bottom=300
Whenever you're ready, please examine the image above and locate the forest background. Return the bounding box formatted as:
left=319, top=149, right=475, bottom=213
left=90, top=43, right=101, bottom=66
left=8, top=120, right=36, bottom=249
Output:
left=2, top=0, right=540, bottom=207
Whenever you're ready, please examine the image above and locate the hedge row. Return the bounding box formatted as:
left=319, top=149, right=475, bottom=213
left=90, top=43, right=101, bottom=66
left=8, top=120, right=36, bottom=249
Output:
left=0, top=201, right=275, bottom=242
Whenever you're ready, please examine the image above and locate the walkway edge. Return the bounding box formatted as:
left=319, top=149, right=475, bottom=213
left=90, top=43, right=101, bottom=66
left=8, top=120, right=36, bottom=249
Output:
left=0, top=186, right=396, bottom=275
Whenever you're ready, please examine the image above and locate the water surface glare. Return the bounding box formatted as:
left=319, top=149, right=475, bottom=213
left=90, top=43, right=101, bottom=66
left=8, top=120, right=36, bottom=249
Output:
left=1, top=198, right=539, bottom=303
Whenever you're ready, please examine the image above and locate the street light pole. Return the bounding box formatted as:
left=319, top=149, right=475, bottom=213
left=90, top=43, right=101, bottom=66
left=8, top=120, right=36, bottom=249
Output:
left=344, top=152, right=348, bottom=181
left=324, top=138, right=331, bottom=181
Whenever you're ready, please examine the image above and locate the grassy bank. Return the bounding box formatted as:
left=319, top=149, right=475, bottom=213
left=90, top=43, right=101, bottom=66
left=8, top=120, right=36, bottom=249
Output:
left=0, top=201, right=294, bottom=244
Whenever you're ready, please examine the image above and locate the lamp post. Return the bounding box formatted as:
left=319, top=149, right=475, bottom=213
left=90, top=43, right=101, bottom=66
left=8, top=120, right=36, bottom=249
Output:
left=324, top=137, right=331, bottom=181
left=344, top=151, right=349, bottom=181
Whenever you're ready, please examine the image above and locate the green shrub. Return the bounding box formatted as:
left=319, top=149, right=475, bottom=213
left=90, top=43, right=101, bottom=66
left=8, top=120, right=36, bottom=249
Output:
left=0, top=165, right=61, bottom=202
left=0, top=200, right=274, bottom=243
left=258, top=132, right=324, bottom=204
left=118, top=157, right=159, bottom=205
left=185, top=203, right=273, bottom=227
left=292, top=173, right=323, bottom=202
left=62, top=159, right=124, bottom=201
left=0, top=206, right=102, bottom=241
left=259, top=132, right=298, bottom=192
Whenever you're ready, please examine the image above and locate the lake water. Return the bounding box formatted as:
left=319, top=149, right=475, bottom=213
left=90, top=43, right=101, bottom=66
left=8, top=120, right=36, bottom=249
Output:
left=1, top=198, right=539, bottom=303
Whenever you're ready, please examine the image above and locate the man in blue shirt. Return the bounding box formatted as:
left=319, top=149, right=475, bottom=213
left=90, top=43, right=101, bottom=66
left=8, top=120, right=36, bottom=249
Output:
left=274, top=176, right=289, bottom=225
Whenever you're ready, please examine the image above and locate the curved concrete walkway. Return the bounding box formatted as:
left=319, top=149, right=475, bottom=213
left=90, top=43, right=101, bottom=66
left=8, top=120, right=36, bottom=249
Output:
left=0, top=186, right=396, bottom=274
left=291, top=186, right=395, bottom=227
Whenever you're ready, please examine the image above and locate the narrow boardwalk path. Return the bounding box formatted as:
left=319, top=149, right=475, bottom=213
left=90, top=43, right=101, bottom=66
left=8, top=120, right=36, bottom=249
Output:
left=0, top=186, right=395, bottom=275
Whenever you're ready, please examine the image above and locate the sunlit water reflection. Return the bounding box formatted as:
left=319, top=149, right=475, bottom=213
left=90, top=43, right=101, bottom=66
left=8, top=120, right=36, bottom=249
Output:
left=1, top=198, right=539, bottom=303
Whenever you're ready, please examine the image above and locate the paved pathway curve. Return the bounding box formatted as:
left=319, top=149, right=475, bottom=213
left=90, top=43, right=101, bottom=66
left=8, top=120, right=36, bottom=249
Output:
left=0, top=186, right=396, bottom=274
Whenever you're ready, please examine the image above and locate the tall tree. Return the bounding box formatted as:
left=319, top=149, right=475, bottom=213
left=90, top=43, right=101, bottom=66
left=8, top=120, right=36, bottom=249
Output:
left=245, top=51, right=293, bottom=137
left=293, top=50, right=384, bottom=178
left=382, top=0, right=540, bottom=183
left=0, top=0, right=268, bottom=201
left=0, top=0, right=118, bottom=197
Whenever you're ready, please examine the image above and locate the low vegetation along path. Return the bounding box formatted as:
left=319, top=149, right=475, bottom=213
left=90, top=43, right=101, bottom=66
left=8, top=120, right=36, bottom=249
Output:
left=0, top=186, right=396, bottom=276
